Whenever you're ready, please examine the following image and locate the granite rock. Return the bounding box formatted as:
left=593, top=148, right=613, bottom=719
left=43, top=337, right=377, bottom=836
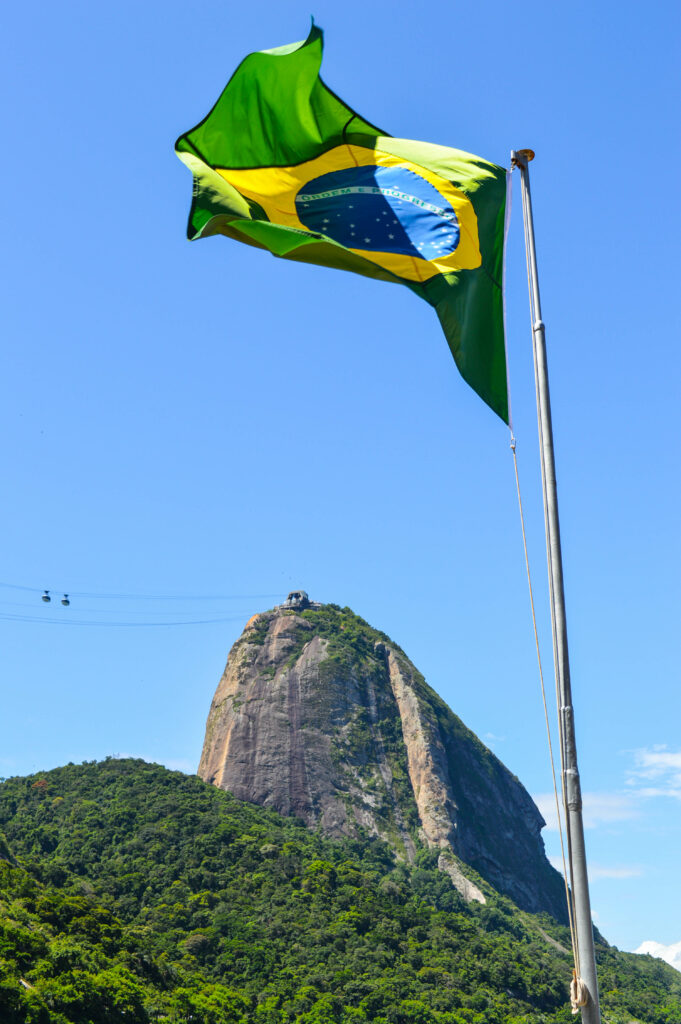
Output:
left=198, top=603, right=567, bottom=921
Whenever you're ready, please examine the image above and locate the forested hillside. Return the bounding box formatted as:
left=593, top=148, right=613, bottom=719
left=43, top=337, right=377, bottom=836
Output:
left=0, top=760, right=679, bottom=1024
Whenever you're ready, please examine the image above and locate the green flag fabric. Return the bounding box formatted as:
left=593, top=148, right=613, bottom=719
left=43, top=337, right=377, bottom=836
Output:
left=176, top=25, right=509, bottom=422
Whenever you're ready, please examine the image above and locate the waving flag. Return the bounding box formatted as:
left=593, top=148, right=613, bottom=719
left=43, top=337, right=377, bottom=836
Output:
left=176, top=25, right=509, bottom=422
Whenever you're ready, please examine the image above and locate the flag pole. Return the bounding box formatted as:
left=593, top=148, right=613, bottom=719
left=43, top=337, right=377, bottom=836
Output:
left=511, top=148, right=601, bottom=1024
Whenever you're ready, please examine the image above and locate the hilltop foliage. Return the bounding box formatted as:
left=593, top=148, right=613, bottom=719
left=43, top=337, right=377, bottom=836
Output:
left=0, top=760, right=679, bottom=1024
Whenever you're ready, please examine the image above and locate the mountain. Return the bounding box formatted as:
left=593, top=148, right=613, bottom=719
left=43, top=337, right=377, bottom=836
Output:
left=198, top=597, right=566, bottom=922
left=2, top=760, right=680, bottom=1024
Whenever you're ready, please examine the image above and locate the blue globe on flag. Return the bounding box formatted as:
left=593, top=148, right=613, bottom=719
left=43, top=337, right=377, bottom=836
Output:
left=295, top=165, right=461, bottom=261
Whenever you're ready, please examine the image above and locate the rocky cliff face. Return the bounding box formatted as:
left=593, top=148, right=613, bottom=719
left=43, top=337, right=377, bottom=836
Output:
left=198, top=602, right=567, bottom=922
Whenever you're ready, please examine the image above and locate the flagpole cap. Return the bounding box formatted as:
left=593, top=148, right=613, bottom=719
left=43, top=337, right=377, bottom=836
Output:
left=517, top=149, right=535, bottom=161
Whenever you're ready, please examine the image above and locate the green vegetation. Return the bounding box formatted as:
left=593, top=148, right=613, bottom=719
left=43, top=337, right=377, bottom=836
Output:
left=299, top=606, right=405, bottom=664
left=0, top=760, right=679, bottom=1024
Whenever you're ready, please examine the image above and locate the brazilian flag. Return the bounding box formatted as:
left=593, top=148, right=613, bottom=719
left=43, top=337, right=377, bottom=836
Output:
left=175, top=25, right=509, bottom=422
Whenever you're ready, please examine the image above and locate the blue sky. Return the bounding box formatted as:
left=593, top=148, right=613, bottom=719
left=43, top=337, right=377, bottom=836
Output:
left=1, top=0, right=679, bottom=958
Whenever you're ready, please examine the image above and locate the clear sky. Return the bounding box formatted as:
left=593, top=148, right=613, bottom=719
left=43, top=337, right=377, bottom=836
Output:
left=1, top=0, right=679, bottom=958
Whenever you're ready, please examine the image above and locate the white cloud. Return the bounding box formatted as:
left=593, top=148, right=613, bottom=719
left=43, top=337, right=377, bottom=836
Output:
left=627, top=746, right=681, bottom=800
left=635, top=786, right=681, bottom=799
left=534, top=791, right=637, bottom=831
left=635, top=939, right=681, bottom=973
left=533, top=748, right=681, bottom=836
left=547, top=855, right=641, bottom=882
left=534, top=795, right=560, bottom=830
left=588, top=864, right=642, bottom=880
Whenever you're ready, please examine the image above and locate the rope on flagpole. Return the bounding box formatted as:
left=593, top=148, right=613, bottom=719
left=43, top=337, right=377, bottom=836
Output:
left=509, top=433, right=580, bottom=978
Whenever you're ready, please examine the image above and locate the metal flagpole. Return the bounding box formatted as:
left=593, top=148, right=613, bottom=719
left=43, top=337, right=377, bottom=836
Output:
left=511, top=148, right=601, bottom=1024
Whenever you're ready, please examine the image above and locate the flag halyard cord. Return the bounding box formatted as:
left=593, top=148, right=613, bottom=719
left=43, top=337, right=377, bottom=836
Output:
left=509, top=435, right=580, bottom=979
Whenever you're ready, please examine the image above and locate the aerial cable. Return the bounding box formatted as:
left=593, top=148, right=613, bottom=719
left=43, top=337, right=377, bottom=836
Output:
left=0, top=611, right=247, bottom=628
left=73, top=590, right=282, bottom=602
left=0, top=598, right=260, bottom=616
left=0, top=581, right=282, bottom=602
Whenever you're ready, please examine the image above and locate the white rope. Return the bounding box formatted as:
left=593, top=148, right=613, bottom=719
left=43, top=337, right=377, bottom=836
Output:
left=509, top=435, right=580, bottom=976
left=571, top=970, right=589, bottom=1014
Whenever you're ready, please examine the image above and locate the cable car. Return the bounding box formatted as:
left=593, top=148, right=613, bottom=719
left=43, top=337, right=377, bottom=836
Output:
left=42, top=590, right=51, bottom=603
left=61, top=594, right=70, bottom=607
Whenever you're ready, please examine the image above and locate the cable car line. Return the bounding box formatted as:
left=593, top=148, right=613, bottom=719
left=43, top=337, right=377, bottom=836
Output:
left=0, top=611, right=247, bottom=628
left=0, top=581, right=283, bottom=603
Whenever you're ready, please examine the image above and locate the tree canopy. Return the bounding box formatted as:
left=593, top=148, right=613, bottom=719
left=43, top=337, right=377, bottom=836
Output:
left=0, top=760, right=678, bottom=1023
